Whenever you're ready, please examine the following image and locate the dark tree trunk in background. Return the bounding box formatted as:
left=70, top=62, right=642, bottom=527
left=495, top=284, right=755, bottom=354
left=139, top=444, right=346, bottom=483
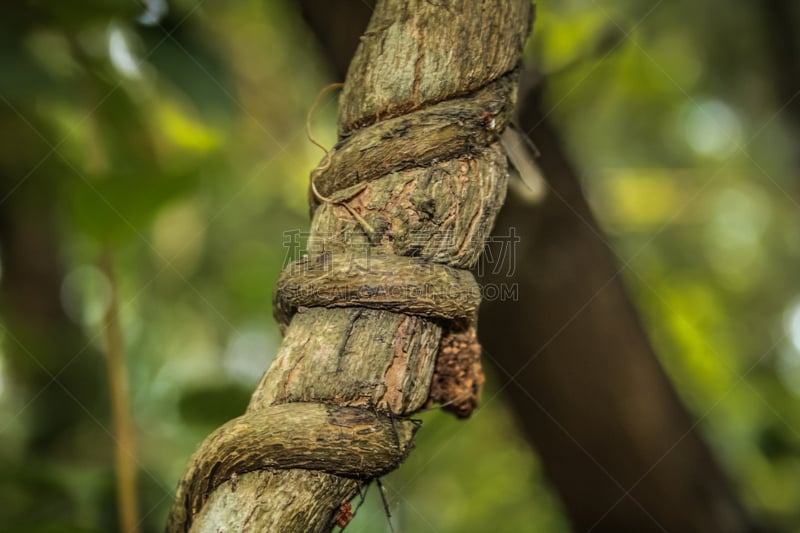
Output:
left=299, top=2, right=763, bottom=532
left=479, top=82, right=760, bottom=533
left=760, top=0, right=800, bottom=136
left=0, top=168, right=103, bottom=456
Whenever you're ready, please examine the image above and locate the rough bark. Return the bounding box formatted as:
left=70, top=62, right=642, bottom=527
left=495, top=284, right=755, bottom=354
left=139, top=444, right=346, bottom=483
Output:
left=298, top=3, right=763, bottom=532
left=167, top=1, right=532, bottom=531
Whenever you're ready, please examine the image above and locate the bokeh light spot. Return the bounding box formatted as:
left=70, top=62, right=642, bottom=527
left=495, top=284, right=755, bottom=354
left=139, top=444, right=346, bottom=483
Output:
left=682, top=99, right=743, bottom=158
left=60, top=265, right=112, bottom=326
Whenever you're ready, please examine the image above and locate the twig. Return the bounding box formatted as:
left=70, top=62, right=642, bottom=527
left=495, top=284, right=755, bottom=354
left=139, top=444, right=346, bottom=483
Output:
left=306, top=82, right=375, bottom=236
left=376, top=478, right=396, bottom=533
left=99, top=251, right=140, bottom=533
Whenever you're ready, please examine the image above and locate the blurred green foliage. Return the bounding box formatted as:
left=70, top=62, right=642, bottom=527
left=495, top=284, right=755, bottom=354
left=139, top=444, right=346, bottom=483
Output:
left=0, top=0, right=799, bottom=532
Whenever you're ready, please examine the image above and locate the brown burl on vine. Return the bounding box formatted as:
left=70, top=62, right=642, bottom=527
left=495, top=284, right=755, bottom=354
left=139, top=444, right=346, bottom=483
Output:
left=429, top=324, right=485, bottom=418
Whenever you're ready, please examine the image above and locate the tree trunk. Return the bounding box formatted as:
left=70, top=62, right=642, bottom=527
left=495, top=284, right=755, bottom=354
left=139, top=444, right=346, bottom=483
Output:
left=478, top=81, right=763, bottom=533
left=759, top=0, right=800, bottom=138
left=166, top=1, right=532, bottom=531
left=0, top=169, right=104, bottom=456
